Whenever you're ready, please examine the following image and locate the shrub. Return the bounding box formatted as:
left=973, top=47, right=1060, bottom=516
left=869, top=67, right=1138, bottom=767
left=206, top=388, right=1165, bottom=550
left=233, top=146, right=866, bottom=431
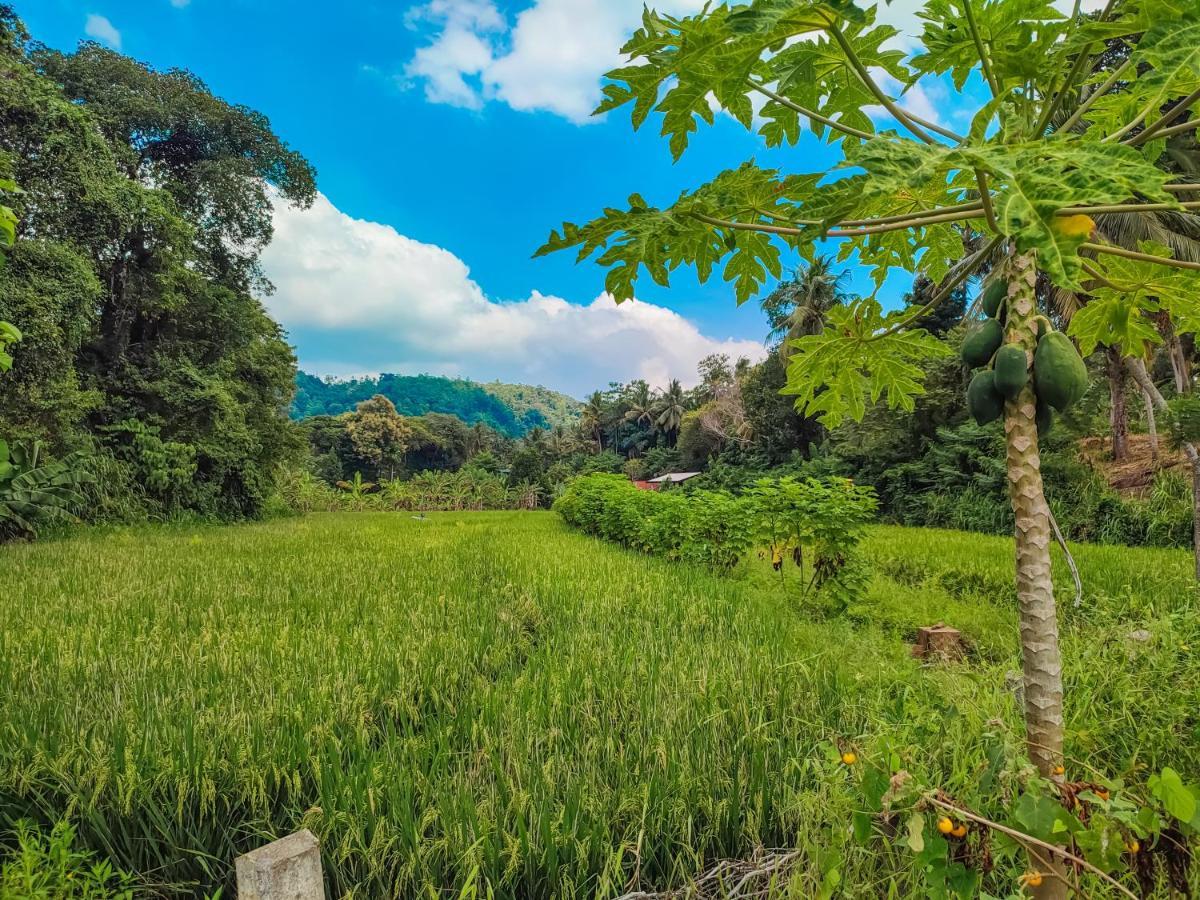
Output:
left=556, top=474, right=876, bottom=594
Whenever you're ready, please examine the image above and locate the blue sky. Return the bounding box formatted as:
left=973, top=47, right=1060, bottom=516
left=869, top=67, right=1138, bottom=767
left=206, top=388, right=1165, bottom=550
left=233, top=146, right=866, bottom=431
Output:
left=24, top=0, right=984, bottom=396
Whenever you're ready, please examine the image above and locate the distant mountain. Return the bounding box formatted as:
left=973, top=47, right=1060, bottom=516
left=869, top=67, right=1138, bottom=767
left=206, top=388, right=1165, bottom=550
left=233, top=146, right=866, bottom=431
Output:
left=291, top=372, right=581, bottom=437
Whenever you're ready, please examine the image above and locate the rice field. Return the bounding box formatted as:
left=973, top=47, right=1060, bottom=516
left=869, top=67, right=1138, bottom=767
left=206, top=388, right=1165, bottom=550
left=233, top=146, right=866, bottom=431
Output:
left=0, top=512, right=1197, bottom=897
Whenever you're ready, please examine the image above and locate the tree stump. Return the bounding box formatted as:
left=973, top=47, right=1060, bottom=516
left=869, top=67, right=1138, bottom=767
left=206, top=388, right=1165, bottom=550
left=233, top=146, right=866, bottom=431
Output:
left=911, top=623, right=965, bottom=660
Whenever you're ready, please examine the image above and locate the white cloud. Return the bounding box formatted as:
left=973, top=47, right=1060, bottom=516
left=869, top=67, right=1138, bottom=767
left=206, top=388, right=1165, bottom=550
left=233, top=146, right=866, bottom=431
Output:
left=260, top=193, right=763, bottom=395
left=84, top=14, right=121, bottom=49
left=404, top=0, right=1115, bottom=124
left=404, top=0, right=706, bottom=123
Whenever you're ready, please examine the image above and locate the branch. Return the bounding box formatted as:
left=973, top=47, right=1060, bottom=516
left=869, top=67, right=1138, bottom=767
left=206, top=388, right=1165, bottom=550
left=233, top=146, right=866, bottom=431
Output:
left=1047, top=509, right=1083, bottom=608
left=925, top=796, right=1139, bottom=900
left=1128, top=86, right=1200, bottom=146
left=975, top=170, right=1000, bottom=233
left=1129, top=116, right=1200, bottom=144
left=1038, top=0, right=1123, bottom=136
left=748, top=80, right=874, bottom=141
left=1065, top=199, right=1200, bottom=215
left=963, top=0, right=1001, bottom=98
left=1165, top=183, right=1200, bottom=194
left=867, top=236, right=1002, bottom=341
left=1057, top=59, right=1132, bottom=134
left=1080, top=259, right=1120, bottom=291
left=827, top=24, right=937, bottom=145
left=1082, top=242, right=1200, bottom=271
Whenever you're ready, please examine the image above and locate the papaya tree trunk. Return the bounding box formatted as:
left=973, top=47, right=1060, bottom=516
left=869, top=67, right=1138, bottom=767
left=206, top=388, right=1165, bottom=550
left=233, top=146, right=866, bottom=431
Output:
left=1127, top=357, right=1200, bottom=581
left=1004, top=251, right=1068, bottom=899
left=1107, top=347, right=1129, bottom=461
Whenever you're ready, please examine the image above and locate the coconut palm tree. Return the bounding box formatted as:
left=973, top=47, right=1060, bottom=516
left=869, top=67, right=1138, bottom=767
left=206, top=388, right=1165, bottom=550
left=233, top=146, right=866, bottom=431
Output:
left=760, top=255, right=851, bottom=354
left=579, top=391, right=606, bottom=452
left=653, top=379, right=687, bottom=445
left=623, top=380, right=655, bottom=427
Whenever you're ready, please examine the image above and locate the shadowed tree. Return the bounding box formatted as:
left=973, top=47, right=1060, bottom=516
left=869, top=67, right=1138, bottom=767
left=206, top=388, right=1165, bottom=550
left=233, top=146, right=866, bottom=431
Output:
left=653, top=378, right=687, bottom=445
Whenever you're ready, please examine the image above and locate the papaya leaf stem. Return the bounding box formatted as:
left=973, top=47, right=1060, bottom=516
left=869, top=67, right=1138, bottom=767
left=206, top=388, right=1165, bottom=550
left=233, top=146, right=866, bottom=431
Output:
left=1058, top=59, right=1132, bottom=134
left=1127, top=87, right=1200, bottom=146
left=1082, top=242, right=1200, bottom=271
left=747, top=81, right=874, bottom=141
left=963, top=0, right=1001, bottom=98
left=866, top=236, right=1003, bottom=342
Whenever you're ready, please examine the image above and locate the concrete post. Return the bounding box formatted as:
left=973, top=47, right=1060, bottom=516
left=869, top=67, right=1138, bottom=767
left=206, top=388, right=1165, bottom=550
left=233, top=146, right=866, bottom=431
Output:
left=235, top=830, right=325, bottom=900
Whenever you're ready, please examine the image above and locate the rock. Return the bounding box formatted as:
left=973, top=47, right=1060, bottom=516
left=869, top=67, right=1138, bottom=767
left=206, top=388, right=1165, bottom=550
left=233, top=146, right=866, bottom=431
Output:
left=1128, top=629, right=1152, bottom=643
left=235, top=830, right=325, bottom=900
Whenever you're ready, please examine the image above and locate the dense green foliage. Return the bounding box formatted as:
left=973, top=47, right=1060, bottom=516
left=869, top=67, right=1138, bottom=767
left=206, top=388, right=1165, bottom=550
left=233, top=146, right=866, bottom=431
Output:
left=556, top=473, right=876, bottom=604
left=292, top=372, right=581, bottom=436
left=0, top=8, right=313, bottom=522
left=0, top=821, right=134, bottom=899
left=0, top=513, right=1196, bottom=897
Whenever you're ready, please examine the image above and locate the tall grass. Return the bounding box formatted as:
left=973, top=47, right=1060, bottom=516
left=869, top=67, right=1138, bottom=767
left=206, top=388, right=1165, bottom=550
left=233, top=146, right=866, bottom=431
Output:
left=0, top=514, right=1197, bottom=897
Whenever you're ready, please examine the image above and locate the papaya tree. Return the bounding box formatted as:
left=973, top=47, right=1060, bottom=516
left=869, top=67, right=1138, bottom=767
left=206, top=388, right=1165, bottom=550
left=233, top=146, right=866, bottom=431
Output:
left=540, top=0, right=1200, bottom=893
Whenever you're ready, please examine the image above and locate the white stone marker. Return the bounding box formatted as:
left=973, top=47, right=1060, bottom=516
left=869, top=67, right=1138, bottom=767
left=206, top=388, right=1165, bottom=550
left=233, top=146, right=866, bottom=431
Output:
left=235, top=829, right=325, bottom=900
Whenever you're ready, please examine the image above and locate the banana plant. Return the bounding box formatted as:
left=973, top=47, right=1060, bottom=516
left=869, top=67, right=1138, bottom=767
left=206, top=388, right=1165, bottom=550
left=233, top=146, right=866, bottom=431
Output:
left=0, top=440, right=91, bottom=539
left=541, top=1, right=1200, bottom=894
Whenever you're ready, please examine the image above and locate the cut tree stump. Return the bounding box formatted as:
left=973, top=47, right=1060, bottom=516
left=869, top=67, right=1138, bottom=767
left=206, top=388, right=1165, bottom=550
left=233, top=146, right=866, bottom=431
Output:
left=911, top=623, right=965, bottom=660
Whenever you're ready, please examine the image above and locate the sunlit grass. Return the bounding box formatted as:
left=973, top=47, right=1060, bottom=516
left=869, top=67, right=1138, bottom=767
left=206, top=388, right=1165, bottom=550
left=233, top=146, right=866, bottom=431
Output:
left=1, top=513, right=1196, bottom=897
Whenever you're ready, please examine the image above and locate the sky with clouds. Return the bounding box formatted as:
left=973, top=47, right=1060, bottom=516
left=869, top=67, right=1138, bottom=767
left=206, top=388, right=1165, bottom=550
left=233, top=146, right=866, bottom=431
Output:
left=21, top=0, right=1094, bottom=397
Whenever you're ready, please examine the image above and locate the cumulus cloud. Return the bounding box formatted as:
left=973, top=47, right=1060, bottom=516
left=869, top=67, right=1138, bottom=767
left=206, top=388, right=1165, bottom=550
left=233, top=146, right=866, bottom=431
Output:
left=404, top=0, right=706, bottom=123
left=259, top=193, right=763, bottom=395
left=84, top=14, right=121, bottom=49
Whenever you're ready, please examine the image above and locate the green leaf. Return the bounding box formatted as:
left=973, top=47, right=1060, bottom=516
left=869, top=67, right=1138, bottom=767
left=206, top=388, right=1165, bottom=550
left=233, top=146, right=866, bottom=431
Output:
left=783, top=299, right=953, bottom=428
left=1150, top=767, right=1198, bottom=824
left=905, top=812, right=926, bottom=852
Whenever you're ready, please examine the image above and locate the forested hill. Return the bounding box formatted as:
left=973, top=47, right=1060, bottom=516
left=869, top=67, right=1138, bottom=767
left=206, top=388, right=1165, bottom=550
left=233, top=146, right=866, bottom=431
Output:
left=291, top=372, right=581, bottom=436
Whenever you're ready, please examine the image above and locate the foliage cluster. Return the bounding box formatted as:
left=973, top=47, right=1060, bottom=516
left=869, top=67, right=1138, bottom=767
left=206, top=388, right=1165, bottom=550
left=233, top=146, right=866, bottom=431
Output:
left=291, top=372, right=582, bottom=436
left=0, top=820, right=135, bottom=899
left=0, top=7, right=313, bottom=524
left=555, top=473, right=876, bottom=602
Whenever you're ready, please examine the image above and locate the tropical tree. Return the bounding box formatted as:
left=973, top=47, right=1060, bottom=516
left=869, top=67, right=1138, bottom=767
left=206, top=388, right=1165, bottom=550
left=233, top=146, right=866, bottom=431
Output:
left=760, top=254, right=851, bottom=351
left=653, top=378, right=688, bottom=443
left=624, top=379, right=657, bottom=427
left=579, top=390, right=606, bottom=451
left=541, top=2, right=1200, bottom=893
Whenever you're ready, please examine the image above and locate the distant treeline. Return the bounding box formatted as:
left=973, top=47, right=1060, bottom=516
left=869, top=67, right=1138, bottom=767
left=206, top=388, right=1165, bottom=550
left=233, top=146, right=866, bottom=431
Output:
left=291, top=372, right=580, bottom=437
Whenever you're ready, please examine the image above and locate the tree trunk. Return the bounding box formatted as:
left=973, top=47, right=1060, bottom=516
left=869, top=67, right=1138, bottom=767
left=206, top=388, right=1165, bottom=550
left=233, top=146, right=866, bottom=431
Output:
left=1144, top=390, right=1160, bottom=464
left=1004, top=252, right=1068, bottom=899
left=1127, top=357, right=1200, bottom=580
left=1106, top=347, right=1129, bottom=461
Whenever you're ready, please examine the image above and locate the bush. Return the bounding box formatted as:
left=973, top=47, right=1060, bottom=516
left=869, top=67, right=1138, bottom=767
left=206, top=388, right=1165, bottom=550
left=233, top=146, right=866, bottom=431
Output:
left=0, top=820, right=135, bottom=899
left=556, top=474, right=877, bottom=594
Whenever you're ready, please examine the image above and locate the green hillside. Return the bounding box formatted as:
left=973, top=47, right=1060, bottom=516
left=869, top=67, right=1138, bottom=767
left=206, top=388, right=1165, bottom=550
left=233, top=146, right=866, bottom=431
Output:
left=291, top=372, right=580, bottom=437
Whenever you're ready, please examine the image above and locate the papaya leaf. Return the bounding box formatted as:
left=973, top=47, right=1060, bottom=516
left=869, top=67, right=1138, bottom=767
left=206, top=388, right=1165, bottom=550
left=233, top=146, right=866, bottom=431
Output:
left=783, top=299, right=953, bottom=428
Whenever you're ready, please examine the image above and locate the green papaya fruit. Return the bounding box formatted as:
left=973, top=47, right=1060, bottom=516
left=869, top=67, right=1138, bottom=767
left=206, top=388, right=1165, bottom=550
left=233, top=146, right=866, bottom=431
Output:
left=962, top=318, right=1004, bottom=368
left=981, top=280, right=1007, bottom=318
left=1033, top=331, right=1088, bottom=411
left=993, top=344, right=1029, bottom=400
left=967, top=370, right=1004, bottom=425
left=1036, top=399, right=1053, bottom=438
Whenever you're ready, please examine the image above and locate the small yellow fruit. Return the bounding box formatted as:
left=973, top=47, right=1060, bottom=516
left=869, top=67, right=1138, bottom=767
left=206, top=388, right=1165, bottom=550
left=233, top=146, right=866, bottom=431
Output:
left=1055, top=214, right=1096, bottom=238
left=1095, top=789, right=1110, bottom=801
left=937, top=817, right=954, bottom=834
left=951, top=824, right=968, bottom=839
left=841, top=751, right=857, bottom=765
left=1053, top=765, right=1065, bottom=776
left=1024, top=872, right=1044, bottom=888
left=1126, top=840, right=1140, bottom=854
